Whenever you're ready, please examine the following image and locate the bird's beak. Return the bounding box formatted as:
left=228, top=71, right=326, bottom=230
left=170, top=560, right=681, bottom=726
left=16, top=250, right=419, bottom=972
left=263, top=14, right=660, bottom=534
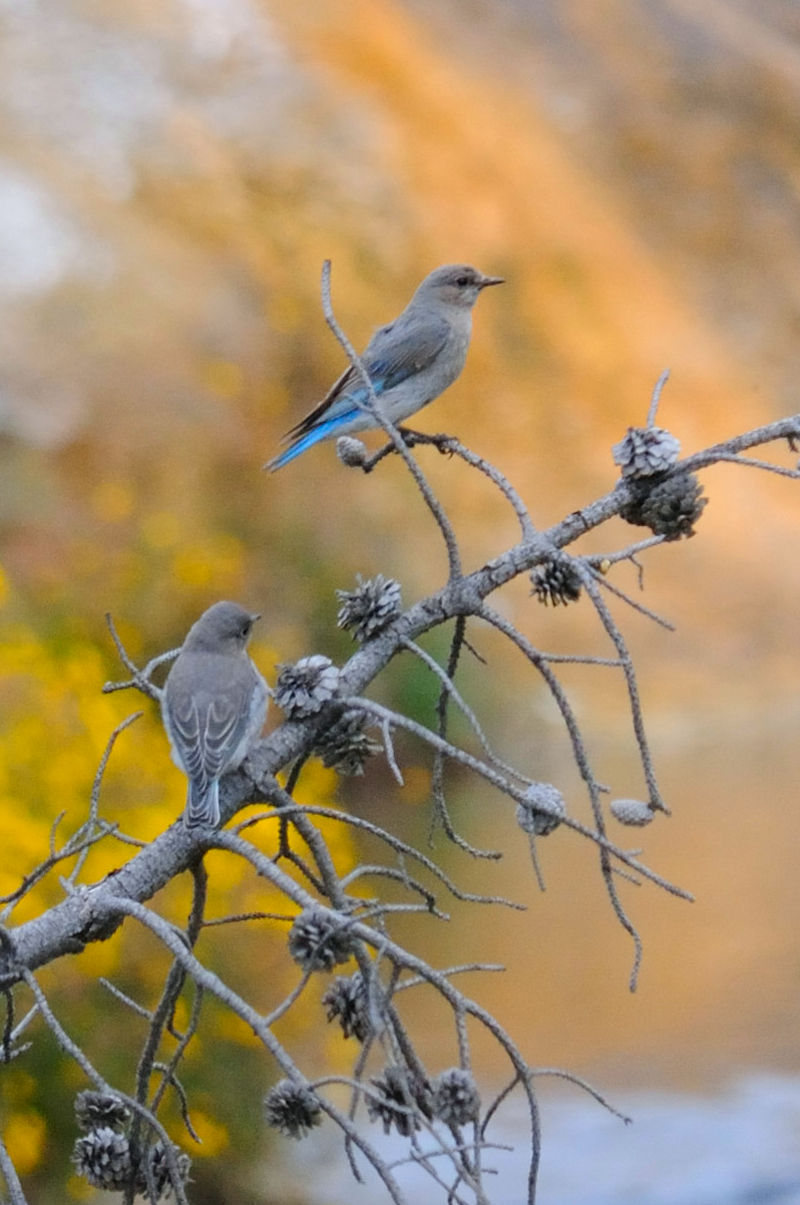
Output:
left=478, top=274, right=504, bottom=289
left=250, top=612, right=262, bottom=624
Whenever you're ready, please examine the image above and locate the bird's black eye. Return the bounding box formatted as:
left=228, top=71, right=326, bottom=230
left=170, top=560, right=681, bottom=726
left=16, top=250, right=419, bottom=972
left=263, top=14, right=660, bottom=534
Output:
left=455, top=275, right=470, bottom=287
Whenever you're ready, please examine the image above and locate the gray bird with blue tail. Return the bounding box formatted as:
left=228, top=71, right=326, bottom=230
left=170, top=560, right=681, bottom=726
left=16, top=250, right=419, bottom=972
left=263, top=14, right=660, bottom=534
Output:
left=266, top=263, right=503, bottom=470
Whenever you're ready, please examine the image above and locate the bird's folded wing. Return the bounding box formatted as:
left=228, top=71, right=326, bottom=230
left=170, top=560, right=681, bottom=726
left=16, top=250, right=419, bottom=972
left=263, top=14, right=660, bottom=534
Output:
left=284, top=312, right=450, bottom=439
left=167, top=683, right=252, bottom=782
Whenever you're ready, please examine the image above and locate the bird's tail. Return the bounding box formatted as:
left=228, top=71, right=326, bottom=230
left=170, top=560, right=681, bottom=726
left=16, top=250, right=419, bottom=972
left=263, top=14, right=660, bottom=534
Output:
left=184, top=779, right=220, bottom=828
left=264, top=415, right=353, bottom=471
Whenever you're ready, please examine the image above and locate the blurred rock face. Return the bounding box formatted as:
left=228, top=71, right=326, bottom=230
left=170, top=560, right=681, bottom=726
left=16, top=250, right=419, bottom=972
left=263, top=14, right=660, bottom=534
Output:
left=2, top=0, right=799, bottom=645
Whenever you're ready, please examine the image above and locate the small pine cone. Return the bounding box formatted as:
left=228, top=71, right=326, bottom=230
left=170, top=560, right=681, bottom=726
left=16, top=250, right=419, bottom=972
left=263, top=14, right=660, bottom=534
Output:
left=72, top=1127, right=133, bottom=1191
left=74, top=1089, right=130, bottom=1133
left=531, top=555, right=582, bottom=606
left=288, top=906, right=356, bottom=972
left=431, top=1068, right=481, bottom=1126
left=337, top=574, right=402, bottom=642
left=612, top=426, right=681, bottom=479
left=274, top=655, right=340, bottom=718
left=610, top=798, right=655, bottom=826
left=264, top=1079, right=323, bottom=1140
left=136, top=1141, right=192, bottom=1201
left=620, top=469, right=707, bottom=541
left=516, top=782, right=566, bottom=836
left=337, top=435, right=368, bottom=467
left=322, top=972, right=371, bottom=1042
left=314, top=709, right=381, bottom=776
left=367, top=1066, right=433, bottom=1137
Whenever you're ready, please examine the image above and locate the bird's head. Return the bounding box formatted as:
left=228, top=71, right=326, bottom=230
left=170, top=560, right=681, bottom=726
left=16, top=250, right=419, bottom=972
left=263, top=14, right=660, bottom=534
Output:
left=183, top=601, right=260, bottom=654
left=417, top=264, right=504, bottom=309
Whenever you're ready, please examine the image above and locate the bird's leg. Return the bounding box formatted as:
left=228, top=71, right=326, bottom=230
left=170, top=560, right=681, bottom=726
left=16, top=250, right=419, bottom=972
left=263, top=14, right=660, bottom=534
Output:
left=360, top=442, right=399, bottom=473
left=395, top=428, right=458, bottom=455
left=395, top=429, right=458, bottom=458
left=360, top=428, right=457, bottom=473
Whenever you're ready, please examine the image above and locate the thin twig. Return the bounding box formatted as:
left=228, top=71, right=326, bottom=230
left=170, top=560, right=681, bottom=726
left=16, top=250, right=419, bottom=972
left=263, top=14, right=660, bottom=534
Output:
left=646, top=368, right=670, bottom=427
left=69, top=711, right=143, bottom=884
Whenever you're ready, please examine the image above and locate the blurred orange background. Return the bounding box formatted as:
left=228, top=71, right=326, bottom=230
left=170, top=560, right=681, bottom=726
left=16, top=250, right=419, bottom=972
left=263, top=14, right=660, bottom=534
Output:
left=1, top=1, right=799, bottom=1200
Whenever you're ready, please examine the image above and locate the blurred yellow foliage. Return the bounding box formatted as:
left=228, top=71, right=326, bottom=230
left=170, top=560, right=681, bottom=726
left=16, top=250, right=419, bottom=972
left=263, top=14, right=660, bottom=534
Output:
left=140, top=510, right=182, bottom=551
left=90, top=480, right=136, bottom=524
left=66, top=1173, right=95, bottom=1200
left=0, top=615, right=133, bottom=907
left=185, top=1110, right=228, bottom=1158
left=0, top=577, right=357, bottom=1163
left=1, top=1069, right=36, bottom=1107
left=213, top=1009, right=263, bottom=1050
left=4, top=1109, right=46, bottom=1175
left=399, top=763, right=433, bottom=807
left=172, top=534, right=244, bottom=592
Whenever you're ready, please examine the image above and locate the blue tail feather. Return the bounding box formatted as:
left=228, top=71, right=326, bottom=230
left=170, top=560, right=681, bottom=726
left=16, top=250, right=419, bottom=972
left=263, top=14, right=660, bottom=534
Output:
left=266, top=411, right=359, bottom=471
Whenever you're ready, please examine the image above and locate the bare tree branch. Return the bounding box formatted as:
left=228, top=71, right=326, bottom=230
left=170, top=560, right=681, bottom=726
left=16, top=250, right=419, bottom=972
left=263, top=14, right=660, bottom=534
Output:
left=3, top=265, right=799, bottom=1205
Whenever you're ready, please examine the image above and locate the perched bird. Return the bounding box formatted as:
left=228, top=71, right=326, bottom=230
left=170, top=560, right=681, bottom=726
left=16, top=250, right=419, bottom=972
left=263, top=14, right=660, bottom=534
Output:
left=161, top=601, right=269, bottom=828
left=266, top=263, right=503, bottom=470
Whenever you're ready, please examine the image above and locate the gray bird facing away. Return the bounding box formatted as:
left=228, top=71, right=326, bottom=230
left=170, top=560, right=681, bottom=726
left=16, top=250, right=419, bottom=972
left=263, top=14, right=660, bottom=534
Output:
left=161, top=601, right=269, bottom=828
left=266, top=263, right=503, bottom=470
